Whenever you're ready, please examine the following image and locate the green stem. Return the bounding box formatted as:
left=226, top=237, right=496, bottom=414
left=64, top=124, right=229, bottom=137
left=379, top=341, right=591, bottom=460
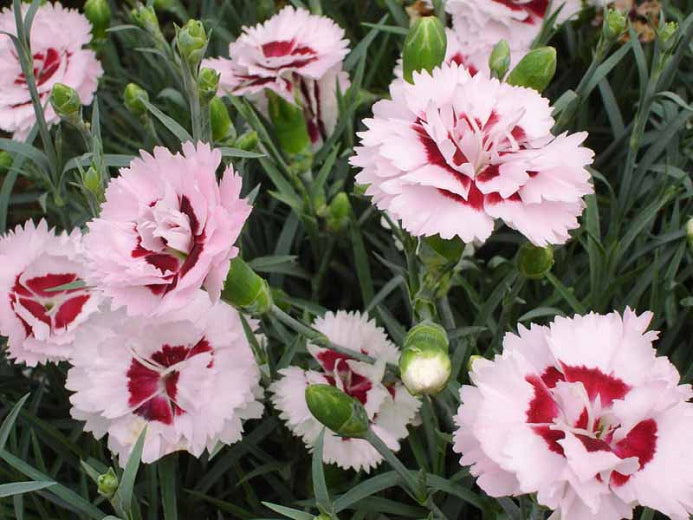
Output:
left=492, top=274, right=525, bottom=351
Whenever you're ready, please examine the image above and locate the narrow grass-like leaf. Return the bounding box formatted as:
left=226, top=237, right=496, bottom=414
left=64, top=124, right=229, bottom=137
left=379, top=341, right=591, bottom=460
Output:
left=0, top=482, right=54, bottom=499
left=0, top=394, right=29, bottom=451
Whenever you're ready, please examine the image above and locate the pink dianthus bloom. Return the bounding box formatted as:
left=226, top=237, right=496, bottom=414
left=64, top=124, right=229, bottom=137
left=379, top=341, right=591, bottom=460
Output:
left=0, top=2, right=103, bottom=141
left=270, top=311, right=420, bottom=472
left=0, top=220, right=100, bottom=366
left=203, top=6, right=350, bottom=147
left=66, top=294, right=263, bottom=465
left=454, top=309, right=693, bottom=520
left=85, top=142, right=251, bottom=316
left=351, top=63, right=594, bottom=245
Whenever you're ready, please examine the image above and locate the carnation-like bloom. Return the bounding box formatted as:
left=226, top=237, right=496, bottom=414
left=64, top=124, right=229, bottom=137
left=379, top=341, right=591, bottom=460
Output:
left=454, top=309, right=693, bottom=520
left=0, top=2, right=103, bottom=141
left=203, top=6, right=349, bottom=146
left=0, top=220, right=100, bottom=366
left=66, top=294, right=263, bottom=464
left=445, top=0, right=584, bottom=73
left=270, top=311, right=420, bottom=472
left=351, top=64, right=594, bottom=245
left=85, top=142, right=251, bottom=316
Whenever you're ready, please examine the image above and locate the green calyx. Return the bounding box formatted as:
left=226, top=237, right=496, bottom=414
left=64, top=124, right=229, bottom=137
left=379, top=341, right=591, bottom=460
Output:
left=489, top=39, right=511, bottom=80
left=84, top=0, right=111, bottom=40
left=305, top=384, right=370, bottom=438
left=266, top=90, right=312, bottom=159
left=96, top=468, right=118, bottom=498
left=176, top=19, right=208, bottom=70
left=123, top=83, right=149, bottom=117
left=222, top=257, right=273, bottom=315
left=50, top=83, right=82, bottom=119
left=506, top=47, right=557, bottom=93
left=517, top=243, right=554, bottom=280
left=402, top=16, right=447, bottom=84
left=210, top=97, right=234, bottom=142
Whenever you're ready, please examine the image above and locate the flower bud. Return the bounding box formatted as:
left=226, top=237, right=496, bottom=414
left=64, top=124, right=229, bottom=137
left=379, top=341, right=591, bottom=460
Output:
left=50, top=83, right=81, bottom=120
left=83, top=165, right=102, bottom=196
left=686, top=218, right=693, bottom=253
left=0, top=152, right=12, bottom=173
left=84, top=0, right=111, bottom=40
left=399, top=321, right=451, bottom=396
left=402, top=16, right=447, bottom=83
left=506, top=46, right=557, bottom=93
left=131, top=5, right=160, bottom=34
left=222, top=257, right=273, bottom=315
left=602, top=9, right=627, bottom=41
left=176, top=19, right=208, bottom=70
left=234, top=131, right=259, bottom=151
left=266, top=91, right=312, bottom=158
left=658, top=21, right=679, bottom=52
left=489, top=39, right=511, bottom=80
left=326, top=192, right=351, bottom=233
left=518, top=243, right=554, bottom=280
left=210, top=97, right=234, bottom=142
left=305, top=384, right=370, bottom=438
left=123, top=83, right=149, bottom=117
left=97, top=468, right=118, bottom=498
left=198, top=67, right=220, bottom=103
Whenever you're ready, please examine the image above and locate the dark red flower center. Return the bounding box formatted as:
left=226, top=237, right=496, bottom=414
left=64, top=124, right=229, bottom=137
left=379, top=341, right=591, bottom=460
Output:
left=414, top=110, right=529, bottom=211
left=131, top=195, right=205, bottom=296
left=9, top=272, right=91, bottom=338
left=127, top=339, right=213, bottom=425
left=317, top=349, right=374, bottom=405
left=493, top=0, right=549, bottom=22
left=525, top=365, right=658, bottom=486
left=14, top=48, right=64, bottom=87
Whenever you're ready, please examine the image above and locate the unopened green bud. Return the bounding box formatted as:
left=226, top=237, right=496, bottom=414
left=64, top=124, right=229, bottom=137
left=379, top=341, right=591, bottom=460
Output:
left=84, top=165, right=101, bottom=196
left=123, top=83, right=149, bottom=117
left=686, top=218, right=693, bottom=253
left=326, top=192, right=351, bottom=233
left=402, top=16, right=447, bottom=83
left=658, top=21, right=679, bottom=52
left=419, top=235, right=464, bottom=269
left=210, top=97, right=234, bottom=142
left=267, top=91, right=312, bottom=158
left=176, top=19, right=208, bottom=70
left=506, top=47, right=557, bottom=92
left=0, top=152, right=12, bottom=173
left=222, top=257, right=273, bottom=314
left=602, top=9, right=627, bottom=41
left=518, top=243, right=554, bottom=280
left=305, top=384, right=369, bottom=438
left=97, top=468, right=118, bottom=498
left=489, top=39, right=511, bottom=80
left=198, top=67, right=219, bottom=103
left=399, top=321, right=451, bottom=396
left=50, top=83, right=81, bottom=120
left=84, top=0, right=111, bottom=40
left=234, top=131, right=259, bottom=151
left=131, top=5, right=159, bottom=34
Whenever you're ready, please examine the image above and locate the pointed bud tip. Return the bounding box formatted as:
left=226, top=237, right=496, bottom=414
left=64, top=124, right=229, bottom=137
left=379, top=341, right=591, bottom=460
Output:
left=402, top=15, right=447, bottom=83
left=489, top=39, right=511, bottom=80
left=50, top=83, right=81, bottom=118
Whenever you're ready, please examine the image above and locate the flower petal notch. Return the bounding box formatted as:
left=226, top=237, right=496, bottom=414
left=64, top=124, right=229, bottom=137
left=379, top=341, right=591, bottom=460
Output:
left=84, top=142, right=251, bottom=316
left=351, top=63, right=594, bottom=246
left=270, top=310, right=421, bottom=472
left=66, top=294, right=263, bottom=465
left=453, top=309, right=693, bottom=520
left=0, top=220, right=100, bottom=366
left=0, top=2, right=103, bottom=141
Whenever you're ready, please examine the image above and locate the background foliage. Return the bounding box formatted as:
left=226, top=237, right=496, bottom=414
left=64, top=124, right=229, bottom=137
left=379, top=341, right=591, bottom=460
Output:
left=1, top=0, right=692, bottom=519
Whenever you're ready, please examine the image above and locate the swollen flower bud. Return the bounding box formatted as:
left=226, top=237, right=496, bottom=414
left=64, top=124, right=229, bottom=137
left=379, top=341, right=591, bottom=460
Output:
left=602, top=9, right=627, bottom=41
left=489, top=39, right=511, bottom=80
left=402, top=16, right=447, bottom=83
left=222, top=257, right=273, bottom=315
left=518, top=243, right=554, bottom=280
left=506, top=46, right=557, bottom=93
left=266, top=91, right=312, bottom=158
left=97, top=468, right=118, bottom=498
left=83, top=165, right=102, bottom=196
left=326, top=192, right=351, bottom=233
left=658, top=21, right=679, bottom=52
left=176, top=19, right=208, bottom=70
left=50, top=83, right=81, bottom=121
left=305, top=384, right=370, bottom=438
left=210, top=97, right=234, bottom=142
left=84, top=0, right=111, bottom=40
left=198, top=67, right=219, bottom=103
left=686, top=218, right=693, bottom=253
left=123, top=83, right=149, bottom=117
left=399, top=321, right=451, bottom=396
